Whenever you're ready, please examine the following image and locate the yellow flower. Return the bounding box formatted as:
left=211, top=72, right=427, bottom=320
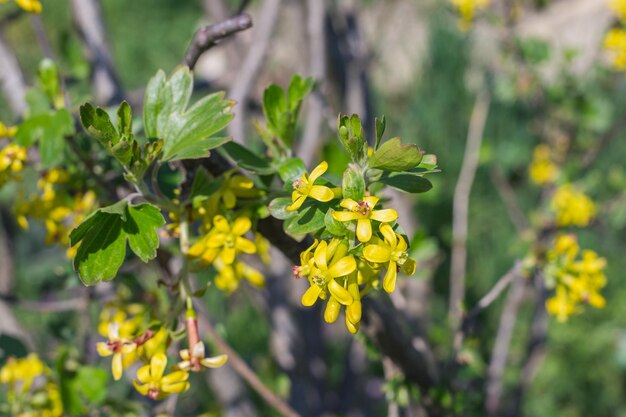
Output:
left=216, top=173, right=260, bottom=209
left=610, top=0, right=626, bottom=22
left=0, top=353, right=47, bottom=392
left=96, top=322, right=138, bottom=381
left=529, top=145, right=558, bottom=185
left=214, top=259, right=265, bottom=293
left=14, top=0, right=42, bottom=13
left=0, top=143, right=27, bottom=187
left=0, top=121, right=17, bottom=137
left=177, top=341, right=228, bottom=372
left=332, top=196, right=398, bottom=242
left=450, top=0, right=490, bottom=30
left=189, top=215, right=256, bottom=265
left=97, top=303, right=144, bottom=339
left=287, top=161, right=335, bottom=211
left=255, top=232, right=271, bottom=265
left=551, top=184, right=595, bottom=227
left=301, top=240, right=357, bottom=307
left=362, top=224, right=416, bottom=293
left=292, top=239, right=318, bottom=279
left=546, top=286, right=576, bottom=322
left=133, top=353, right=190, bottom=400
left=604, top=28, right=626, bottom=71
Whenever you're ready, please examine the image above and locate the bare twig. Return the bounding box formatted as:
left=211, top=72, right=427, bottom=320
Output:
left=30, top=14, right=55, bottom=60
left=298, top=0, right=327, bottom=167
left=194, top=300, right=300, bottom=417
left=228, top=0, right=281, bottom=143
left=449, top=90, right=491, bottom=324
left=183, top=13, right=253, bottom=70
left=17, top=297, right=88, bottom=313
left=485, top=270, right=529, bottom=416
left=490, top=167, right=530, bottom=235
left=71, top=0, right=123, bottom=105
left=0, top=33, right=27, bottom=116
left=454, top=262, right=522, bottom=353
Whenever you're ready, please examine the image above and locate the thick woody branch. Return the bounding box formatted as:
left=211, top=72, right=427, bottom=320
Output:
left=183, top=13, right=253, bottom=70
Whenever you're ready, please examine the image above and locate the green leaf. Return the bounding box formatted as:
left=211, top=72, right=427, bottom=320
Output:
left=263, top=84, right=286, bottom=135
left=117, top=101, right=132, bottom=137
left=80, top=103, right=120, bottom=147
left=287, top=75, right=314, bottom=113
left=369, top=137, right=424, bottom=171
left=337, top=114, right=367, bottom=164
left=75, top=367, right=108, bottom=405
left=143, top=66, right=234, bottom=161
left=70, top=201, right=164, bottom=285
left=37, top=59, right=60, bottom=105
left=221, top=142, right=274, bottom=174
left=325, top=209, right=348, bottom=236
left=378, top=174, right=433, bottom=194
left=375, top=116, right=386, bottom=150
left=189, top=166, right=222, bottom=201
left=125, top=204, right=165, bottom=262
left=269, top=197, right=297, bottom=220
left=276, top=157, right=307, bottom=183
left=416, top=154, right=438, bottom=170
left=342, top=165, right=365, bottom=201
left=284, top=203, right=326, bottom=236
left=15, top=109, right=74, bottom=167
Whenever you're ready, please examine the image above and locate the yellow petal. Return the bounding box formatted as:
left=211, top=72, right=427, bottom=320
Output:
left=136, top=364, right=151, bottom=383
left=309, top=161, right=328, bottom=182
left=96, top=342, right=113, bottom=357
left=340, top=199, right=358, bottom=211
left=236, top=237, right=257, bottom=254
left=201, top=248, right=219, bottom=264
left=162, top=381, right=190, bottom=395
left=302, top=285, right=322, bottom=306
left=309, top=185, right=335, bottom=202
left=230, top=175, right=254, bottom=189
left=314, top=241, right=328, bottom=270
left=327, top=256, right=357, bottom=278
left=332, top=211, right=359, bottom=222
left=356, top=219, right=372, bottom=242
left=213, top=215, right=230, bottom=232
left=223, top=190, right=237, bottom=209
left=205, top=232, right=226, bottom=248
left=161, top=370, right=189, bottom=385
left=133, top=380, right=149, bottom=396
left=324, top=297, right=341, bottom=323
left=345, top=316, right=360, bottom=334
left=383, top=262, right=398, bottom=293
left=363, top=245, right=391, bottom=263
left=201, top=354, right=228, bottom=368
left=231, top=217, right=252, bottom=236
left=328, top=279, right=353, bottom=305
left=150, top=353, right=168, bottom=380
left=363, top=196, right=379, bottom=207
left=370, top=209, right=398, bottom=223
left=112, top=353, right=124, bottom=381
left=379, top=224, right=397, bottom=247
left=220, top=246, right=236, bottom=264
left=179, top=349, right=190, bottom=361
left=347, top=301, right=362, bottom=324
left=286, top=195, right=307, bottom=211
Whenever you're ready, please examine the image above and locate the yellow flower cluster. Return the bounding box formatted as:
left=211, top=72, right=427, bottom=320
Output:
left=604, top=29, right=626, bottom=71
left=610, top=0, right=626, bottom=23
left=0, top=354, right=63, bottom=417
left=0, top=0, right=41, bottom=13
left=529, top=144, right=559, bottom=185
left=295, top=225, right=416, bottom=334
left=0, top=125, right=27, bottom=188
left=550, top=184, right=595, bottom=227
left=450, top=0, right=490, bottom=30
left=544, top=234, right=607, bottom=322
left=96, top=302, right=226, bottom=400
left=14, top=169, right=96, bottom=258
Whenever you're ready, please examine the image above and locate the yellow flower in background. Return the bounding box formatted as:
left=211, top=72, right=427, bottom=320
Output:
left=301, top=239, right=357, bottom=307
left=15, top=0, right=42, bottom=13
left=363, top=224, right=416, bottom=293
left=216, top=173, right=260, bottom=209
left=177, top=342, right=228, bottom=372
left=610, top=0, right=626, bottom=22
left=188, top=215, right=256, bottom=265
left=551, top=184, right=595, bottom=227
left=0, top=353, right=47, bottom=392
left=0, top=121, right=17, bottom=137
left=604, top=28, right=626, bottom=71
left=97, top=303, right=145, bottom=339
left=214, top=259, right=265, bottom=293
left=529, top=144, right=559, bottom=185
left=133, top=353, right=190, bottom=400
left=0, top=143, right=27, bottom=187
left=287, top=161, right=336, bottom=211
left=450, top=0, right=490, bottom=30
left=96, top=322, right=138, bottom=381
left=544, top=234, right=607, bottom=322
left=332, top=196, right=398, bottom=242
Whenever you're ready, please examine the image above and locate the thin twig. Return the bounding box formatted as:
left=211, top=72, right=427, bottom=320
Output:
left=183, top=13, right=253, bottom=70
left=18, top=298, right=88, bottom=312
left=449, top=90, right=491, bottom=324
left=485, top=270, right=529, bottom=416
left=228, top=0, right=282, bottom=143
left=31, top=14, right=55, bottom=60
left=490, top=166, right=530, bottom=235
left=0, top=32, right=28, bottom=116
left=194, top=301, right=301, bottom=417
left=454, top=262, right=522, bottom=353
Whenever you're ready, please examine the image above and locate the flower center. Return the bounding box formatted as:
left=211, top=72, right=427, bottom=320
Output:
left=224, top=235, right=235, bottom=248
left=148, top=386, right=160, bottom=400
left=292, top=179, right=306, bottom=192
left=355, top=201, right=371, bottom=216
left=311, top=270, right=326, bottom=287
left=292, top=266, right=302, bottom=279
left=392, top=250, right=408, bottom=265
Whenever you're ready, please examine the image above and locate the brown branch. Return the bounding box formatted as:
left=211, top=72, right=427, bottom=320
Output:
left=193, top=300, right=300, bottom=417
left=490, top=167, right=530, bottom=235
left=485, top=270, right=529, bottom=416
left=183, top=13, right=253, bottom=70
left=449, top=90, right=491, bottom=324
left=0, top=32, right=27, bottom=116
left=228, top=0, right=281, bottom=143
